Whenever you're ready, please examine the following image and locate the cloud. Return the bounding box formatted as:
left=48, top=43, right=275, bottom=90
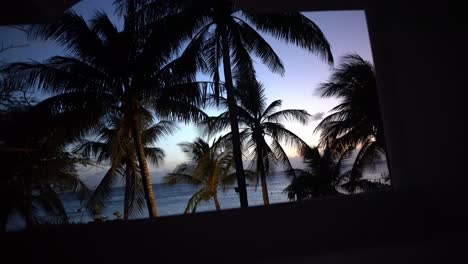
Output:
left=310, top=112, right=324, bottom=121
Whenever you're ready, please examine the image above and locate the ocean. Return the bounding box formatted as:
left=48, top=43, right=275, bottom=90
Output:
left=5, top=173, right=292, bottom=230
left=62, top=162, right=388, bottom=223
left=7, top=163, right=388, bottom=230
left=64, top=173, right=292, bottom=223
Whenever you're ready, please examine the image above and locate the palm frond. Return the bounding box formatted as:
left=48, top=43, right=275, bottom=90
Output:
left=269, top=138, right=294, bottom=173
left=86, top=164, right=123, bottom=212
left=144, top=147, right=165, bottom=166
left=20, top=97, right=112, bottom=149
left=242, top=11, right=333, bottom=64
left=153, top=82, right=212, bottom=123
left=261, top=99, right=282, bottom=118
left=142, top=121, right=178, bottom=145
left=178, top=137, right=210, bottom=160
left=164, top=165, right=203, bottom=186
left=124, top=155, right=146, bottom=217
left=34, top=185, right=69, bottom=223
left=232, top=18, right=285, bottom=75
left=340, top=139, right=373, bottom=193
left=28, top=11, right=105, bottom=62
left=229, top=25, right=256, bottom=81
left=184, top=188, right=207, bottom=214
left=75, top=140, right=109, bottom=163
left=2, top=56, right=110, bottom=95
left=235, top=78, right=267, bottom=116
left=264, top=122, right=309, bottom=150
left=201, top=29, right=222, bottom=97
left=90, top=11, right=120, bottom=43
left=199, top=111, right=231, bottom=137
left=266, top=109, right=310, bottom=125
left=319, top=53, right=374, bottom=97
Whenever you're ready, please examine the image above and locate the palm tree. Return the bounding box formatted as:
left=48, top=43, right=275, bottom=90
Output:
left=130, top=0, right=334, bottom=207
left=315, top=53, right=387, bottom=192
left=0, top=101, right=89, bottom=231
left=204, top=78, right=311, bottom=205
left=2, top=10, right=209, bottom=218
left=164, top=137, right=247, bottom=213
left=284, top=146, right=342, bottom=201
left=76, top=113, right=176, bottom=220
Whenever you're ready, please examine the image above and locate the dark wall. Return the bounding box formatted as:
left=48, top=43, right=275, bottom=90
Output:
left=366, top=1, right=468, bottom=201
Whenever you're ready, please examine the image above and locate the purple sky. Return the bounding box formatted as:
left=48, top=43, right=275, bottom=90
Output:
left=0, top=1, right=374, bottom=185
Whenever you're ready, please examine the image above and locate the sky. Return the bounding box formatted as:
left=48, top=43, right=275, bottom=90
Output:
left=0, top=1, right=374, bottom=186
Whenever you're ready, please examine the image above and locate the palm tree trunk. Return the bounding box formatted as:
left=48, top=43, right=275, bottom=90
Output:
left=131, top=116, right=158, bottom=218
left=260, top=169, right=270, bottom=206
left=257, top=146, right=270, bottom=205
left=123, top=173, right=130, bottom=220
left=221, top=28, right=248, bottom=208
left=213, top=192, right=221, bottom=211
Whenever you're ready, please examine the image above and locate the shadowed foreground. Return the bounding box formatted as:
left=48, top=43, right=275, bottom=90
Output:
left=2, top=191, right=467, bottom=263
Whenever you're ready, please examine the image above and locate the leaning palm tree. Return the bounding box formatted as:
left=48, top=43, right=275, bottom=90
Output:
left=76, top=113, right=176, bottom=220
left=125, top=0, right=334, bottom=207
left=164, top=137, right=246, bottom=213
left=2, top=10, right=209, bottom=218
left=284, top=146, right=343, bottom=201
left=315, top=53, right=387, bottom=193
left=204, top=78, right=311, bottom=205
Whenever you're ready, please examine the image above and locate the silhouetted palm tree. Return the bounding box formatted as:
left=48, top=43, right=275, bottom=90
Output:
left=76, top=113, right=175, bottom=220
left=315, top=54, right=387, bottom=192
left=0, top=102, right=89, bottom=231
left=284, top=146, right=342, bottom=201
left=205, top=79, right=310, bottom=205
left=2, top=11, right=209, bottom=218
left=164, top=137, right=250, bottom=213
left=130, top=0, right=333, bottom=207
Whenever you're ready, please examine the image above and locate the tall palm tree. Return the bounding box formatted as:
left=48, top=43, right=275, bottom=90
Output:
left=204, top=78, right=311, bottom=205
left=129, top=0, right=334, bottom=207
left=76, top=113, right=176, bottom=220
left=284, top=146, right=343, bottom=201
left=2, top=10, right=209, bottom=218
left=315, top=53, right=387, bottom=192
left=164, top=137, right=247, bottom=213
